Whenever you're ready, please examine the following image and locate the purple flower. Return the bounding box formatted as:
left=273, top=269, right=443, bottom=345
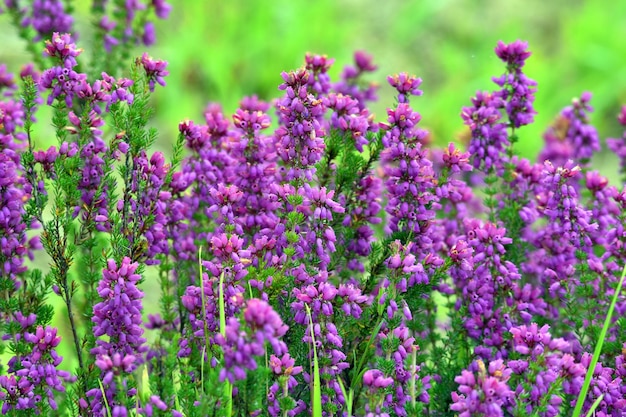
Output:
left=0, top=151, right=28, bottom=284
left=381, top=99, right=438, bottom=246
left=325, top=93, right=373, bottom=152
left=451, top=360, right=514, bottom=417
left=536, top=160, right=597, bottom=248
left=363, top=369, right=394, bottom=389
left=442, top=143, right=472, bottom=174
left=139, top=53, right=169, bottom=92
left=510, top=323, right=568, bottom=357
left=91, top=257, right=148, bottom=359
left=268, top=353, right=302, bottom=377
left=461, top=91, right=508, bottom=171
left=0, top=64, right=16, bottom=96
left=244, top=298, right=288, bottom=355
left=304, top=53, right=334, bottom=95
left=387, top=72, right=423, bottom=103
left=21, top=0, right=74, bottom=41
left=151, top=0, right=172, bottom=19
left=275, top=67, right=326, bottom=182
left=578, top=353, right=626, bottom=416
left=492, top=40, right=537, bottom=127
left=494, top=40, right=532, bottom=69
left=142, top=21, right=156, bottom=46
left=94, top=0, right=170, bottom=50
left=1, top=326, right=73, bottom=414
left=339, top=174, right=382, bottom=272
left=540, top=93, right=599, bottom=166
left=44, top=32, right=82, bottom=67
left=216, top=299, right=289, bottom=383
left=607, top=105, right=626, bottom=177
left=334, top=50, right=378, bottom=109
left=566, top=93, right=600, bottom=161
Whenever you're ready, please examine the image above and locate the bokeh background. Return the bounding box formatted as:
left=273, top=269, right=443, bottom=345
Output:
left=156, top=0, right=626, bottom=164
left=1, top=0, right=626, bottom=369
left=2, top=0, right=626, bottom=159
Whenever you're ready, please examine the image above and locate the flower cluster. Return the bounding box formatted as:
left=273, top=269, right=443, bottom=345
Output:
left=492, top=40, right=537, bottom=128
left=1, top=20, right=626, bottom=417
left=607, top=105, right=626, bottom=178
left=216, top=299, right=288, bottom=383
left=451, top=359, right=514, bottom=416
left=540, top=92, right=600, bottom=165
left=1, top=326, right=73, bottom=414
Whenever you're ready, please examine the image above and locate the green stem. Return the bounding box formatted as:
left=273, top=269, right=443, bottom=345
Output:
left=572, top=263, right=626, bottom=417
left=218, top=270, right=232, bottom=416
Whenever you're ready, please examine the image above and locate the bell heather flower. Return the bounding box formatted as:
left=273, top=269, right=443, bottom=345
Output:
left=216, top=299, right=288, bottom=383
left=291, top=270, right=368, bottom=413
left=539, top=114, right=575, bottom=167
left=1, top=326, right=73, bottom=414
left=585, top=170, right=620, bottom=245
left=381, top=92, right=438, bottom=247
left=76, top=72, right=135, bottom=112
left=243, top=298, right=288, bottom=355
left=275, top=67, right=326, bottom=182
left=44, top=32, right=82, bottom=68
left=492, top=40, right=537, bottom=128
left=606, top=105, right=626, bottom=178
left=66, top=110, right=113, bottom=231
left=563, top=92, right=600, bottom=163
left=139, top=53, right=169, bottom=92
left=229, top=97, right=280, bottom=237
left=334, top=50, right=378, bottom=109
left=461, top=91, right=508, bottom=171
left=452, top=220, right=521, bottom=357
left=385, top=240, right=429, bottom=292
left=387, top=72, right=423, bottom=104
left=178, top=272, right=220, bottom=358
left=433, top=143, right=475, bottom=245
left=21, top=0, right=74, bottom=41
left=339, top=174, right=382, bottom=272
left=173, top=109, right=237, bottom=261
left=540, top=92, right=599, bottom=165
left=298, top=184, right=345, bottom=270
left=91, top=257, right=148, bottom=359
left=86, top=258, right=150, bottom=415
left=96, top=0, right=171, bottom=51
left=375, top=322, right=428, bottom=416
left=267, top=354, right=304, bottom=417
left=363, top=369, right=394, bottom=415
left=0, top=64, right=16, bottom=96
left=305, top=53, right=334, bottom=95
left=450, top=359, right=514, bottom=417
left=40, top=33, right=88, bottom=107
left=510, top=323, right=569, bottom=357
left=578, top=353, right=626, bottom=417
left=325, top=92, right=373, bottom=152
left=117, top=150, right=170, bottom=264
left=536, top=160, right=596, bottom=249
left=506, top=323, right=579, bottom=416
left=0, top=152, right=28, bottom=285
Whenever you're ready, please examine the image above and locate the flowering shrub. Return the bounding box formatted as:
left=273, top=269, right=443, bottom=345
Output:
left=0, top=3, right=625, bottom=417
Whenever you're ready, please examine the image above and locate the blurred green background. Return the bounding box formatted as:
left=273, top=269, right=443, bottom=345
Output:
left=147, top=0, right=626, bottom=162
left=2, top=0, right=626, bottom=159
left=1, top=0, right=626, bottom=370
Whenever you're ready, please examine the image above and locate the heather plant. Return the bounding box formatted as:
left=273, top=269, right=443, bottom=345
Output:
left=0, top=4, right=625, bottom=417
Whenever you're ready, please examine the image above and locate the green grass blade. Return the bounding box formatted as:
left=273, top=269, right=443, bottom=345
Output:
left=572, top=263, right=626, bottom=417
left=585, top=394, right=604, bottom=417
left=98, top=378, right=113, bottom=417
left=218, top=269, right=232, bottom=416
left=337, top=377, right=353, bottom=417
left=305, top=304, right=322, bottom=417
